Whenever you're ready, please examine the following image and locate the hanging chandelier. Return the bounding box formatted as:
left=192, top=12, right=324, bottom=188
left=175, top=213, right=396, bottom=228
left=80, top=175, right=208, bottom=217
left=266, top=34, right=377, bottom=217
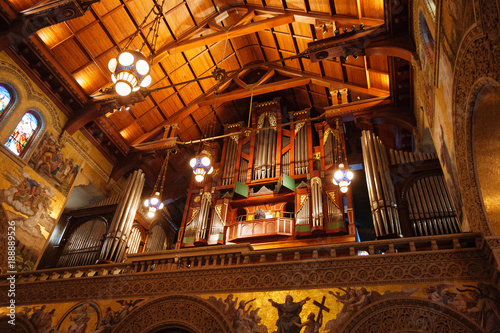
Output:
left=144, top=150, right=173, bottom=218
left=190, top=150, right=213, bottom=183
left=332, top=163, right=354, bottom=193
left=107, top=0, right=164, bottom=96
left=331, top=117, right=353, bottom=193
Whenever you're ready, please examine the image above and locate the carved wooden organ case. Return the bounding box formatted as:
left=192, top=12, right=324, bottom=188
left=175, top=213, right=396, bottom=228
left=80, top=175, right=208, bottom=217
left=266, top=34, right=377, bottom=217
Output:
left=176, top=99, right=356, bottom=249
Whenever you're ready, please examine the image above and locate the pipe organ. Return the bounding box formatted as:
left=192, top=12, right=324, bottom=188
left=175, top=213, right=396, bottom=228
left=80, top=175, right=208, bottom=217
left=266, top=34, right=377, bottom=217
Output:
left=177, top=99, right=356, bottom=249
left=144, top=225, right=168, bottom=252
left=57, top=218, right=107, bottom=267
left=126, top=227, right=142, bottom=255
left=362, top=130, right=460, bottom=238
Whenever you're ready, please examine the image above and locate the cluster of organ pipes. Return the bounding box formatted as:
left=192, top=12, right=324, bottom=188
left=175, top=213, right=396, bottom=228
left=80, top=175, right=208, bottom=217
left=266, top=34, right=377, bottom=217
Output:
left=194, top=192, right=212, bottom=242
left=222, top=138, right=237, bottom=185
left=324, top=129, right=342, bottom=166
left=311, top=177, right=324, bottom=227
left=239, top=158, right=248, bottom=183
left=253, top=118, right=277, bottom=180
left=57, top=219, right=107, bottom=267
left=176, top=103, right=357, bottom=248
left=388, top=149, right=460, bottom=236
left=294, top=123, right=309, bottom=175
left=126, top=227, right=142, bottom=255
left=361, top=131, right=402, bottom=237
left=362, top=130, right=460, bottom=238
left=99, top=169, right=145, bottom=262
left=281, top=150, right=290, bottom=176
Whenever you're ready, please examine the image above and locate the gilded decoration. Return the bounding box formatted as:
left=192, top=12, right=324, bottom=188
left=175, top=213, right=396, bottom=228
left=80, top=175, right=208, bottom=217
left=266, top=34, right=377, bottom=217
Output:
left=453, top=0, right=500, bottom=235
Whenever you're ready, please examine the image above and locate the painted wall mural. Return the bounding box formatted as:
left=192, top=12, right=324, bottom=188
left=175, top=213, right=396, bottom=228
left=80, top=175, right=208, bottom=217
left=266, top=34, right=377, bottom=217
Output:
left=0, top=168, right=55, bottom=239
left=28, top=132, right=81, bottom=196
left=1, top=283, right=498, bottom=332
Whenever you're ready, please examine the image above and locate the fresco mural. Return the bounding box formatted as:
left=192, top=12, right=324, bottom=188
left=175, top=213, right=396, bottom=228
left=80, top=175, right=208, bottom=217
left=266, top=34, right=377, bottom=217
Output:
left=29, top=132, right=81, bottom=196
left=1, top=283, right=498, bottom=332
left=0, top=166, right=63, bottom=269
left=0, top=168, right=55, bottom=239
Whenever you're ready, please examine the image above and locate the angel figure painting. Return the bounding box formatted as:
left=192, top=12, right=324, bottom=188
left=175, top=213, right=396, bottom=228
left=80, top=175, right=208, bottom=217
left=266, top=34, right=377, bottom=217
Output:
left=0, top=168, right=56, bottom=268
left=0, top=168, right=55, bottom=238
left=29, top=132, right=80, bottom=195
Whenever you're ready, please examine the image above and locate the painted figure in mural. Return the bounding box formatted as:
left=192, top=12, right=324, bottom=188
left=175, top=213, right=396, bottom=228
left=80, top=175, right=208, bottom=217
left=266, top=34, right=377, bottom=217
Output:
left=224, top=294, right=238, bottom=318
left=268, top=295, right=310, bottom=333
left=30, top=305, right=46, bottom=326
left=450, top=283, right=500, bottom=333
left=207, top=295, right=268, bottom=333
left=233, top=299, right=256, bottom=333
left=89, top=307, right=115, bottom=333
left=292, top=312, right=321, bottom=333
left=1, top=169, right=55, bottom=238
left=324, top=287, right=418, bottom=332
left=67, top=305, right=90, bottom=333
left=37, top=309, right=57, bottom=332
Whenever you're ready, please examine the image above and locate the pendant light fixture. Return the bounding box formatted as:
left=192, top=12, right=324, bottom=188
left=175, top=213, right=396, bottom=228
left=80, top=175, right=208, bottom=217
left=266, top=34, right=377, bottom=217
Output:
left=107, top=0, right=164, bottom=96
left=331, top=118, right=353, bottom=193
left=333, top=163, right=354, bottom=193
left=144, top=150, right=173, bottom=217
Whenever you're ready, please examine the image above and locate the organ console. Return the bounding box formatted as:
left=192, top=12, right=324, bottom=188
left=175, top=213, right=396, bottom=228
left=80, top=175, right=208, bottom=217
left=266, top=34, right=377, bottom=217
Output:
left=176, top=98, right=356, bottom=249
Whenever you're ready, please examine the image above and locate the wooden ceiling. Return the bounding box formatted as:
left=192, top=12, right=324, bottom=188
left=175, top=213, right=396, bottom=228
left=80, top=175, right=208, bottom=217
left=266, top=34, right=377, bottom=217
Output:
left=3, top=0, right=411, bottom=223
left=8, top=0, right=389, bottom=144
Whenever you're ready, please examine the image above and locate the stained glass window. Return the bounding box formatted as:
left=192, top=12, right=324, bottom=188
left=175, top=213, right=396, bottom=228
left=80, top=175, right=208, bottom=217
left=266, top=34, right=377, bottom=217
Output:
left=0, top=85, right=11, bottom=117
left=5, top=112, right=39, bottom=156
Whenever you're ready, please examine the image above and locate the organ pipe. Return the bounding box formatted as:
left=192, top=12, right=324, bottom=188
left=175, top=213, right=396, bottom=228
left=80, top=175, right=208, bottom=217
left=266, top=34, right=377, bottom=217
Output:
left=57, top=219, right=107, bottom=267
left=361, top=131, right=401, bottom=237
left=223, top=138, right=237, bottom=185
left=195, top=192, right=212, bottom=241
left=368, top=144, right=462, bottom=237
left=126, top=227, right=142, bottom=255
left=295, top=123, right=308, bottom=175
left=311, top=177, right=324, bottom=227
left=145, top=225, right=167, bottom=252
left=99, top=169, right=145, bottom=262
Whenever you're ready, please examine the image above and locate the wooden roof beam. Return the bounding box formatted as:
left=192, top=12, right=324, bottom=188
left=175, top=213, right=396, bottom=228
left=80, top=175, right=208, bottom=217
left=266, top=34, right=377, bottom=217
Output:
left=241, top=5, right=385, bottom=27
left=154, top=14, right=295, bottom=61
left=131, top=75, right=311, bottom=145
left=272, top=66, right=390, bottom=97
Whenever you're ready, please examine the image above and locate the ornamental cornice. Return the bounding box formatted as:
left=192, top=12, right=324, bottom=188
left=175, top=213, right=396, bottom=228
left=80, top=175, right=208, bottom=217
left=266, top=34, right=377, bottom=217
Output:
left=2, top=248, right=491, bottom=306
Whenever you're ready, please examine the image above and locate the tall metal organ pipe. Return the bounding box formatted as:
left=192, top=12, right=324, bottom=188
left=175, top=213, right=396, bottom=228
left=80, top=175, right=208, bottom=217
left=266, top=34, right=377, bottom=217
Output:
left=195, top=192, right=212, bottom=240
left=389, top=149, right=461, bottom=236
left=99, top=169, right=145, bottom=262
left=311, top=177, right=324, bottom=227
left=361, top=131, right=401, bottom=237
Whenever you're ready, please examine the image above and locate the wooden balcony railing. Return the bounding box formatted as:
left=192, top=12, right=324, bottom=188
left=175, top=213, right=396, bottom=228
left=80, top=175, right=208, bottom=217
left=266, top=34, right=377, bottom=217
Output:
left=0, top=233, right=483, bottom=286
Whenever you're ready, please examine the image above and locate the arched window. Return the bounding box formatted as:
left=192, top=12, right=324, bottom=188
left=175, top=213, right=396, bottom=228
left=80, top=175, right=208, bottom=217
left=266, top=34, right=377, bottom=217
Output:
left=5, top=112, right=39, bottom=156
left=0, top=85, right=12, bottom=118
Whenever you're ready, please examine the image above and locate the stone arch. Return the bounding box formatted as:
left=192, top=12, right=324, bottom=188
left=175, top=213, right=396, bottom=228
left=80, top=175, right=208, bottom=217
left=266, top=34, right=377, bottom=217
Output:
left=452, top=0, right=500, bottom=234
left=342, top=298, right=484, bottom=333
left=111, top=295, right=232, bottom=333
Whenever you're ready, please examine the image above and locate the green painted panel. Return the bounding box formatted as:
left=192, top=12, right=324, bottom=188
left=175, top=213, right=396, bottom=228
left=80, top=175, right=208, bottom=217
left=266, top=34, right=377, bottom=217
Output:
left=295, top=224, right=310, bottom=232
left=234, top=181, right=248, bottom=197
